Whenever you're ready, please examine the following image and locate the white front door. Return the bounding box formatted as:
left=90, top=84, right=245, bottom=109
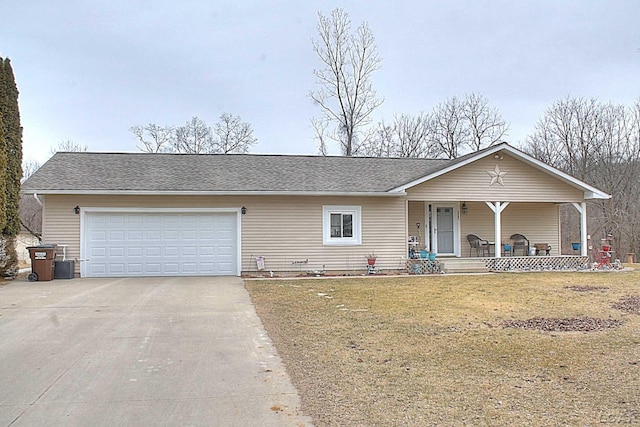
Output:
left=433, top=205, right=457, bottom=255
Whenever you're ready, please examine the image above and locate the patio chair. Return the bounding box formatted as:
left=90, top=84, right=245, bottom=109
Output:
left=510, top=233, right=530, bottom=256
left=467, top=234, right=490, bottom=257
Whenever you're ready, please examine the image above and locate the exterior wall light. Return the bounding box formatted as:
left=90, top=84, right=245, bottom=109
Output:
left=461, top=202, right=468, bottom=215
left=74, top=206, right=80, bottom=215
left=241, top=206, right=247, bottom=215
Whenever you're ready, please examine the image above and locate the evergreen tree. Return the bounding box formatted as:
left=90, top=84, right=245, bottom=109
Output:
left=1, top=58, right=22, bottom=236
left=0, top=114, right=7, bottom=230
left=0, top=57, right=22, bottom=278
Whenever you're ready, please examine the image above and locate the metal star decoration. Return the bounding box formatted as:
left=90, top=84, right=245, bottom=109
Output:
left=487, top=165, right=507, bottom=186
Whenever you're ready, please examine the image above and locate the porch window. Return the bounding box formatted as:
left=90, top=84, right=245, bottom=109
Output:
left=323, top=206, right=361, bottom=245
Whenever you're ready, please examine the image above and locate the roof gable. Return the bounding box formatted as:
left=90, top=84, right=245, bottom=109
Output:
left=392, top=143, right=610, bottom=200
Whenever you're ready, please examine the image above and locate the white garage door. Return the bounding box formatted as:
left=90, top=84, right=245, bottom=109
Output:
left=84, top=211, right=238, bottom=277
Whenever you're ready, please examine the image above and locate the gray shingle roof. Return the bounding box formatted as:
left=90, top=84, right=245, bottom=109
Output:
left=21, top=152, right=454, bottom=194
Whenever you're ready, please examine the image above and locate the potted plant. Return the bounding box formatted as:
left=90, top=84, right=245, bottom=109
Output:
left=366, top=253, right=377, bottom=266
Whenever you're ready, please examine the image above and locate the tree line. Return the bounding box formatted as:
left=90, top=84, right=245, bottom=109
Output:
left=130, top=113, right=257, bottom=154
left=523, top=97, right=640, bottom=257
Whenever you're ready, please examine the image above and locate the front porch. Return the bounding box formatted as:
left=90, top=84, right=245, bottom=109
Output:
left=407, top=200, right=590, bottom=260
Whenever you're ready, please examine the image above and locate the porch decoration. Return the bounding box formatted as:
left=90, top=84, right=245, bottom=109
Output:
left=487, top=164, right=507, bottom=186
left=366, top=253, right=378, bottom=274
left=503, top=243, right=511, bottom=254
left=366, top=253, right=377, bottom=266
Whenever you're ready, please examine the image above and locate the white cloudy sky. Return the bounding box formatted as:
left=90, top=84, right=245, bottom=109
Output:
left=2, top=0, right=639, bottom=164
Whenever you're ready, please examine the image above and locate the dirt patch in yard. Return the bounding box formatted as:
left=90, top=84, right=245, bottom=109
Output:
left=501, top=316, right=623, bottom=332
left=612, top=295, right=640, bottom=315
left=564, top=285, right=609, bottom=292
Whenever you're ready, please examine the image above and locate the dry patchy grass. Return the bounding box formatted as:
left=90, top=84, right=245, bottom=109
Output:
left=246, top=271, right=640, bottom=426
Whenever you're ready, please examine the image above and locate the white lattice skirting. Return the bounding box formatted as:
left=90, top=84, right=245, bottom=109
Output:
left=484, top=256, right=589, bottom=272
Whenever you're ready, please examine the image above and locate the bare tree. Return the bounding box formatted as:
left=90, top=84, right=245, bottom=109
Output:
left=212, top=113, right=257, bottom=154
left=310, top=8, right=384, bottom=156
left=21, top=158, right=41, bottom=182
left=360, top=113, right=436, bottom=158
left=311, top=117, right=331, bottom=155
left=394, top=113, right=435, bottom=158
left=523, top=96, right=640, bottom=256
left=19, top=158, right=42, bottom=239
left=131, top=114, right=257, bottom=154
left=18, top=195, right=41, bottom=239
left=429, top=96, right=468, bottom=159
left=463, top=93, right=509, bottom=151
left=359, top=120, right=394, bottom=157
left=130, top=124, right=175, bottom=153
left=50, top=139, right=88, bottom=154
left=173, top=116, right=213, bottom=154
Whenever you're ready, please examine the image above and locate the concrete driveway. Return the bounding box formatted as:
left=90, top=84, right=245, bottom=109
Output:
left=0, top=277, right=312, bottom=427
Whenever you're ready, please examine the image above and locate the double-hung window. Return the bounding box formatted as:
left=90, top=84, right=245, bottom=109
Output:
left=323, top=206, right=361, bottom=245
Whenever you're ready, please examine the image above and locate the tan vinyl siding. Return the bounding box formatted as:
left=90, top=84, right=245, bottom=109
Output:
left=407, top=153, right=584, bottom=202
left=40, top=194, right=81, bottom=263
left=42, top=194, right=407, bottom=275
left=460, top=202, right=560, bottom=256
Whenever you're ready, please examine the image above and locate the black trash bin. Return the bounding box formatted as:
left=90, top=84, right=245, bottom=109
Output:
left=54, top=260, right=75, bottom=279
left=27, top=245, right=57, bottom=282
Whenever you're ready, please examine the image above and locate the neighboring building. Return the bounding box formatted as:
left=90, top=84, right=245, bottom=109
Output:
left=20, top=143, right=609, bottom=277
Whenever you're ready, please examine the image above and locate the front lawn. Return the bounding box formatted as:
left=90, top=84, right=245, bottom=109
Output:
left=246, top=271, right=640, bottom=426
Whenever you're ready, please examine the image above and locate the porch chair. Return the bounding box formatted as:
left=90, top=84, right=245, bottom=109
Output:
left=467, top=234, right=490, bottom=257
left=510, top=233, right=530, bottom=256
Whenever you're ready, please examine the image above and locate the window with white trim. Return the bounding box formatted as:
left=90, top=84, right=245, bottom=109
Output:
left=323, top=206, right=361, bottom=245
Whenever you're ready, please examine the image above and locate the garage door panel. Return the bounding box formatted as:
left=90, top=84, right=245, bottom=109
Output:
left=109, top=216, right=126, bottom=224
left=85, top=212, right=237, bottom=277
left=128, top=231, right=143, bottom=240
left=109, top=264, right=125, bottom=274
left=128, top=247, right=143, bottom=257
left=109, top=247, right=125, bottom=257
left=164, top=230, right=180, bottom=240
left=182, top=230, right=198, bottom=240
left=164, top=246, right=179, bottom=257
left=91, top=247, right=106, bottom=257
left=110, top=233, right=125, bottom=243
left=91, top=231, right=107, bottom=241
left=128, top=263, right=143, bottom=273
left=199, top=246, right=215, bottom=256
left=146, top=230, right=161, bottom=240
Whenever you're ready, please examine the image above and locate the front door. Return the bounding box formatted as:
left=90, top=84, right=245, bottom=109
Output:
left=434, top=205, right=456, bottom=255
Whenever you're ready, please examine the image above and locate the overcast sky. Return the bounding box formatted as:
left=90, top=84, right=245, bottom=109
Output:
left=2, top=0, right=639, bottom=164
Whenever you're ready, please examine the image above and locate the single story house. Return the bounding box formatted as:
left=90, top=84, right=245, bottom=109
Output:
left=20, top=143, right=609, bottom=277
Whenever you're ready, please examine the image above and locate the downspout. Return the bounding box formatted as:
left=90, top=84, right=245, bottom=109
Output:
left=33, top=193, right=43, bottom=206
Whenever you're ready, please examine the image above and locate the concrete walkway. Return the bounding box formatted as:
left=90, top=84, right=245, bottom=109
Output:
left=0, top=277, right=312, bottom=427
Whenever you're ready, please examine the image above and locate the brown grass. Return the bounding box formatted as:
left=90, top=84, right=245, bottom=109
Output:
left=246, top=270, right=640, bottom=426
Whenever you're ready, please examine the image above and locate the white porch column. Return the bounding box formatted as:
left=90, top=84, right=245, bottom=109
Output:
left=485, top=201, right=510, bottom=258
left=572, top=202, right=588, bottom=256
